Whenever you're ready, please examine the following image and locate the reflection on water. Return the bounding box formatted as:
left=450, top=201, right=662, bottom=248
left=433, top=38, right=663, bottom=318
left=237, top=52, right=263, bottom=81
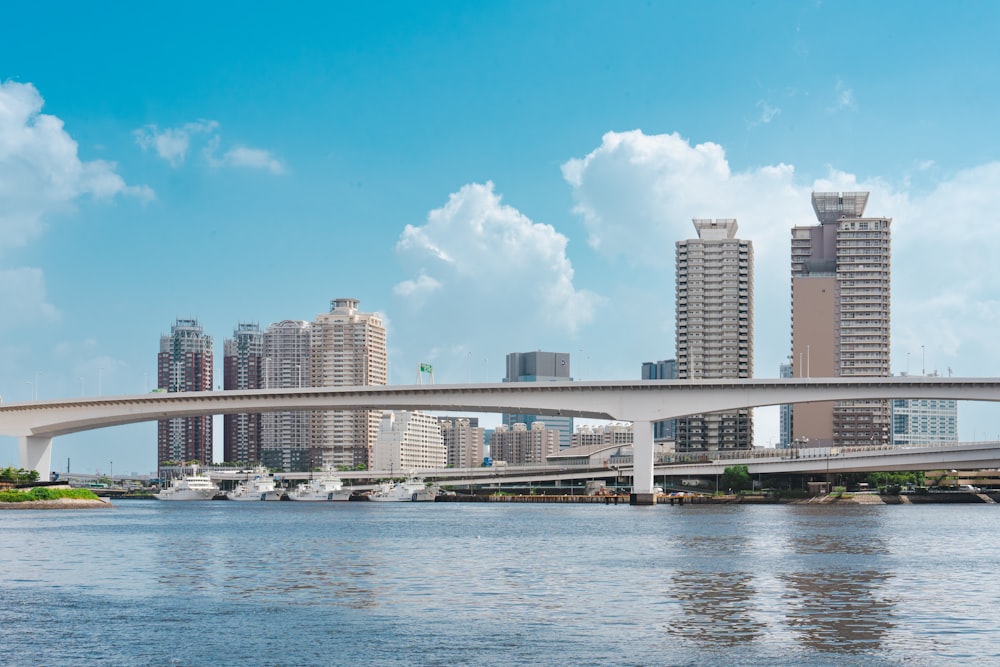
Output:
left=666, top=570, right=766, bottom=645
left=2, top=502, right=1000, bottom=665
left=785, top=506, right=891, bottom=556
left=782, top=570, right=894, bottom=653
left=153, top=505, right=385, bottom=609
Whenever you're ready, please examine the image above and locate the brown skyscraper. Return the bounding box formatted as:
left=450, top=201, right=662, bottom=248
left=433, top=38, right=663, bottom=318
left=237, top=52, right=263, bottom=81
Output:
left=790, top=192, right=891, bottom=447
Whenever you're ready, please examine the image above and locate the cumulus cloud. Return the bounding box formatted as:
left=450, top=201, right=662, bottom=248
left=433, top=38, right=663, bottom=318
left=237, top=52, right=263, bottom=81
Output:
left=135, top=119, right=285, bottom=173
left=561, top=129, right=1000, bottom=391
left=0, top=80, right=151, bottom=326
left=0, top=80, right=153, bottom=252
left=561, top=130, right=801, bottom=268
left=393, top=182, right=602, bottom=374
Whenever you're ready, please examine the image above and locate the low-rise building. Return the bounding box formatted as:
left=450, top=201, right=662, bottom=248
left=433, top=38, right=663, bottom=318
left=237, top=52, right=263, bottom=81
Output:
left=372, top=411, right=446, bottom=473
left=490, top=422, right=559, bottom=465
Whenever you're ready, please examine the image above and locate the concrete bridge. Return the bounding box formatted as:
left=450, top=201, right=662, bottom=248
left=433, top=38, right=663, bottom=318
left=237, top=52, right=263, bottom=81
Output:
left=3, top=376, right=1000, bottom=504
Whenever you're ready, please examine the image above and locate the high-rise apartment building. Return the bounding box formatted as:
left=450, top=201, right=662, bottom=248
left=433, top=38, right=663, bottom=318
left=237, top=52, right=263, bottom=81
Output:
left=157, top=318, right=213, bottom=467
left=439, top=417, right=486, bottom=468
left=223, top=322, right=263, bottom=464
left=372, top=411, right=447, bottom=472
left=502, top=351, right=573, bottom=449
left=791, top=192, right=891, bottom=447
left=675, top=219, right=753, bottom=451
left=260, top=320, right=312, bottom=471
left=309, top=298, right=387, bottom=469
left=641, top=359, right=677, bottom=441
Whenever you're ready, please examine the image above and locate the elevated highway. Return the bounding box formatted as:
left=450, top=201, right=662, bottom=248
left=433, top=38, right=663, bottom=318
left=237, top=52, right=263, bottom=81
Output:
left=3, top=376, right=1000, bottom=504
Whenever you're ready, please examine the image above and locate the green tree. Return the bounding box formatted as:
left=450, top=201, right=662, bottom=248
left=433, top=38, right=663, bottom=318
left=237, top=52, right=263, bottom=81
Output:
left=721, top=465, right=751, bottom=493
left=0, top=467, right=38, bottom=482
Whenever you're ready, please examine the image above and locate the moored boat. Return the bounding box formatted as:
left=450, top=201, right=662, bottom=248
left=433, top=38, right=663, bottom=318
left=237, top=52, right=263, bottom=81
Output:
left=227, top=469, right=278, bottom=501
left=286, top=472, right=352, bottom=502
left=369, top=478, right=435, bottom=502
left=154, top=466, right=221, bottom=501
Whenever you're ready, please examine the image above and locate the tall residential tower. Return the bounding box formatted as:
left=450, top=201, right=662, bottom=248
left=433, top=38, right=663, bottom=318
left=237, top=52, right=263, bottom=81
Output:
left=223, top=322, right=263, bottom=464
left=260, top=320, right=312, bottom=471
left=157, top=318, right=213, bottom=467
left=309, top=298, right=388, bottom=468
left=790, top=192, right=892, bottom=447
left=675, top=219, right=753, bottom=451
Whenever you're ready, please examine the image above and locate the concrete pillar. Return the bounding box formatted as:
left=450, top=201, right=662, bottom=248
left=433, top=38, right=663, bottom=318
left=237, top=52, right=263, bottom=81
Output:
left=629, top=419, right=656, bottom=506
left=19, top=435, right=53, bottom=480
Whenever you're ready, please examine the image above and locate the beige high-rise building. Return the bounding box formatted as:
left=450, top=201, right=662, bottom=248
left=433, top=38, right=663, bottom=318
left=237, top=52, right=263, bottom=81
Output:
left=309, top=297, right=387, bottom=468
left=260, top=319, right=312, bottom=471
left=790, top=192, right=891, bottom=447
left=675, top=219, right=754, bottom=451
left=439, top=418, right=486, bottom=468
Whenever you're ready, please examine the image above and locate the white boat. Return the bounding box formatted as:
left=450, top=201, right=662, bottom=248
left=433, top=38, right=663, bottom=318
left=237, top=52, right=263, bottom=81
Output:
left=154, top=466, right=221, bottom=501
left=227, top=470, right=279, bottom=501
left=286, top=472, right=352, bottom=502
left=369, top=478, right=435, bottom=502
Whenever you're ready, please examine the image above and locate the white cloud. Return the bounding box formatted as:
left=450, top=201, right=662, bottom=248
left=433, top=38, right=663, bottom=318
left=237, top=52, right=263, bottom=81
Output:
left=0, top=268, right=57, bottom=327
left=561, top=130, right=801, bottom=268
left=393, top=182, right=602, bottom=378
left=393, top=273, right=442, bottom=302
left=561, top=129, right=1000, bottom=444
left=0, top=80, right=152, bottom=252
left=204, top=139, right=285, bottom=174
left=829, top=79, right=858, bottom=112
left=133, top=120, right=217, bottom=167
left=0, top=80, right=150, bottom=329
left=136, top=119, right=285, bottom=173
left=750, top=100, right=781, bottom=127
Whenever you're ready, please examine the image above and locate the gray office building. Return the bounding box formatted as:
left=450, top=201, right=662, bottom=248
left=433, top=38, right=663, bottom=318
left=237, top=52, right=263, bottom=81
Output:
left=641, top=359, right=677, bottom=441
left=502, top=351, right=573, bottom=449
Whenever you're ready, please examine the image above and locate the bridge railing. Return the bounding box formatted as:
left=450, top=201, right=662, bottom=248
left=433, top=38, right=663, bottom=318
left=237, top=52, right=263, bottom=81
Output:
left=653, top=440, right=998, bottom=466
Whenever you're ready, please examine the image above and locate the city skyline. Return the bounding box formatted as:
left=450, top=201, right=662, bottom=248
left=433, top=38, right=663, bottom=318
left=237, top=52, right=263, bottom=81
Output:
left=3, top=2, right=1000, bottom=473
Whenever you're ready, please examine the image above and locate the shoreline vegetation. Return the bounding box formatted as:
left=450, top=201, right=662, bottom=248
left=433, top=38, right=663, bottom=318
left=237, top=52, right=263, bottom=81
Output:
left=0, top=487, right=110, bottom=509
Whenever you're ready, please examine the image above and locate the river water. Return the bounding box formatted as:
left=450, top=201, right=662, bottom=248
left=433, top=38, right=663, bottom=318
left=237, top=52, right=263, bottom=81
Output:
left=1, top=500, right=998, bottom=666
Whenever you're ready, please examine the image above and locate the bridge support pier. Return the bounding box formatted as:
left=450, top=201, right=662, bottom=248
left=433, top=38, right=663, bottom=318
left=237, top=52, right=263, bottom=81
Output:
left=629, top=420, right=656, bottom=506
left=19, top=435, right=52, bottom=480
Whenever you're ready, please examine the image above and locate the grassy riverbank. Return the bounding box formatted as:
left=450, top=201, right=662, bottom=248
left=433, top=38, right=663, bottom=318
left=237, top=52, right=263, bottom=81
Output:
left=0, top=487, right=109, bottom=508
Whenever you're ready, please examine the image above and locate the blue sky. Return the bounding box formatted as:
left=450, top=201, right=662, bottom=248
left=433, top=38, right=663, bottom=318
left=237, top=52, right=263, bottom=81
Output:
left=3, top=1, right=1000, bottom=475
